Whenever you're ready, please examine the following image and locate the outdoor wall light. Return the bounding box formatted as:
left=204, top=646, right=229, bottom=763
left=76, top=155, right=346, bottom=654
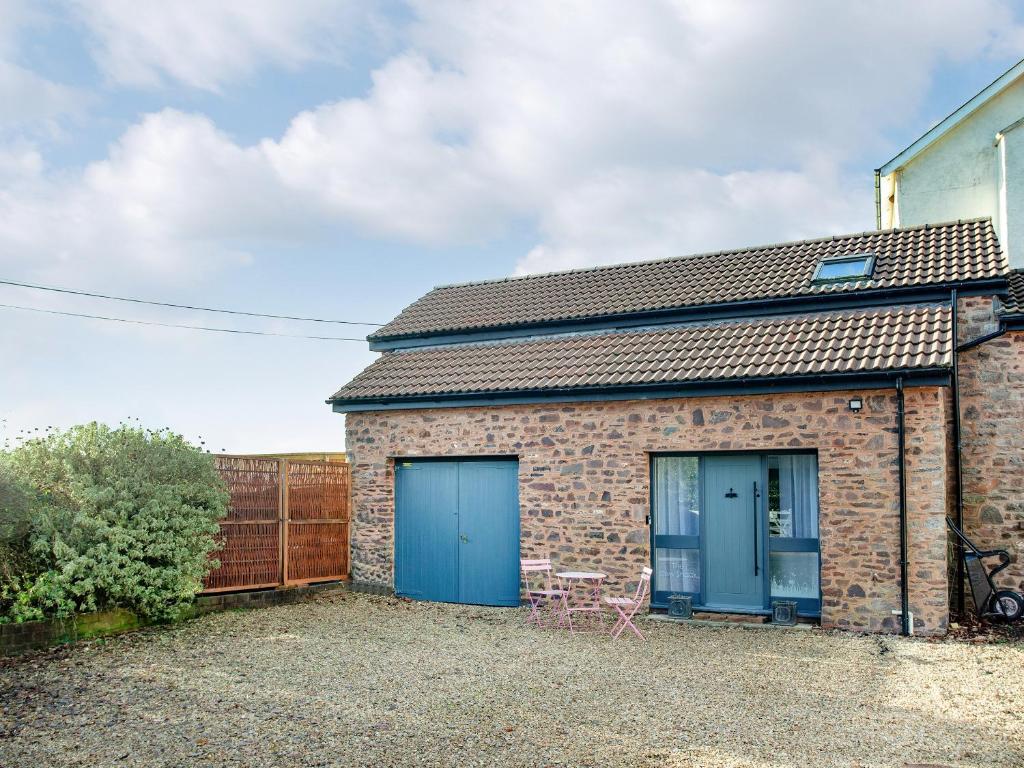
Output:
left=848, top=397, right=863, bottom=413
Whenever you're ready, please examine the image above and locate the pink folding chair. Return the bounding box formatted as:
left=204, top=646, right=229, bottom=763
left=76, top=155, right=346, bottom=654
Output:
left=521, top=558, right=569, bottom=629
left=603, top=567, right=652, bottom=640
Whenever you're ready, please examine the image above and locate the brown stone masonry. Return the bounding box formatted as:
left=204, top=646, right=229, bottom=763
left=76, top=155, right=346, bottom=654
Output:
left=958, top=296, right=1024, bottom=593
left=346, top=388, right=951, bottom=635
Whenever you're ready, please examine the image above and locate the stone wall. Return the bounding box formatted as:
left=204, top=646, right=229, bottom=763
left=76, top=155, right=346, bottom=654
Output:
left=346, top=387, right=951, bottom=635
left=958, top=296, right=1024, bottom=593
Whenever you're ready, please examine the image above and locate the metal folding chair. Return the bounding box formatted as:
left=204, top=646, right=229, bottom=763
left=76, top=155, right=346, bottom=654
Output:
left=603, top=567, right=652, bottom=640
left=520, top=558, right=569, bottom=629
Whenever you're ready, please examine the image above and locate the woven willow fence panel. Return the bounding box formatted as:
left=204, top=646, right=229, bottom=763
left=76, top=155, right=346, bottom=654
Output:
left=285, top=460, right=350, bottom=584
left=204, top=456, right=282, bottom=592
left=203, top=456, right=350, bottom=593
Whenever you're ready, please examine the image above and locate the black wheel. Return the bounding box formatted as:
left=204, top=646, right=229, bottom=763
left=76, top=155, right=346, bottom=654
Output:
left=993, top=590, right=1024, bottom=622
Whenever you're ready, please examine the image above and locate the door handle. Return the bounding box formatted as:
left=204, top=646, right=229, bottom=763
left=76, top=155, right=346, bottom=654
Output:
left=752, top=481, right=760, bottom=576
left=459, top=533, right=469, bottom=544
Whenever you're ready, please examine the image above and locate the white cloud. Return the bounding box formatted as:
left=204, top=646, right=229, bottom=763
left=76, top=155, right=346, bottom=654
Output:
left=0, top=0, right=34, bottom=56
left=0, top=1, right=86, bottom=128
left=517, top=163, right=866, bottom=274
left=0, top=61, right=83, bottom=127
left=4, top=0, right=1024, bottom=288
left=256, top=0, right=1024, bottom=267
left=264, top=53, right=524, bottom=244
left=0, top=110, right=313, bottom=288
left=71, top=0, right=372, bottom=91
left=0, top=141, right=41, bottom=182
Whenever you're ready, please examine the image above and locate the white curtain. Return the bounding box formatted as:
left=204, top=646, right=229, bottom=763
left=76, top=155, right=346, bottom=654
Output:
left=653, top=457, right=700, bottom=592
left=776, top=455, right=818, bottom=538
left=653, top=457, right=699, bottom=536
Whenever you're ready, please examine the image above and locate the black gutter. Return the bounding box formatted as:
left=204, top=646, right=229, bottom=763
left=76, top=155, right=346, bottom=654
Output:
left=329, top=367, right=951, bottom=412
left=897, top=376, right=910, bottom=636
left=1003, top=314, right=1024, bottom=331
left=368, top=278, right=1009, bottom=351
left=958, top=327, right=1007, bottom=352
left=951, top=289, right=965, bottom=616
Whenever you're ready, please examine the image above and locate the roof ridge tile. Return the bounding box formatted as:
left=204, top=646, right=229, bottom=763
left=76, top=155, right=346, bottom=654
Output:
left=371, top=220, right=1005, bottom=342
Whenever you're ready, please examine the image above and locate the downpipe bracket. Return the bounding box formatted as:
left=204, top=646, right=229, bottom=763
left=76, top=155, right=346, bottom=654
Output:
left=891, top=609, right=914, bottom=636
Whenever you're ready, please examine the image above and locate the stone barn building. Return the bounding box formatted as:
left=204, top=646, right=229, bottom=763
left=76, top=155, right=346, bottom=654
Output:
left=329, top=218, right=1024, bottom=636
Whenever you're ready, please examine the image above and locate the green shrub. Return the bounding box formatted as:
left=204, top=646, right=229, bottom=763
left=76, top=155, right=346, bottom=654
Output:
left=0, top=466, right=37, bottom=616
left=0, top=423, right=228, bottom=622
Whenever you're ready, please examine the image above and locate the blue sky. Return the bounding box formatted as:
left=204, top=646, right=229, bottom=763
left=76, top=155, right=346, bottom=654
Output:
left=2, top=0, right=1023, bottom=452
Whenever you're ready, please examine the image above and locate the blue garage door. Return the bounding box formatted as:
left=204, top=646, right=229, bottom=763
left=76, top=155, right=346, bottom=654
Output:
left=395, top=459, right=520, bottom=607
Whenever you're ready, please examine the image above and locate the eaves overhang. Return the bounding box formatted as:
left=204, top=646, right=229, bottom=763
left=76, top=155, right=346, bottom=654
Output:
left=329, top=368, right=951, bottom=413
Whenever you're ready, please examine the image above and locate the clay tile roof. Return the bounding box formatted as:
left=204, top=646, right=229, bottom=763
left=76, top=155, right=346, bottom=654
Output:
left=1001, top=270, right=1024, bottom=315
left=332, top=305, right=951, bottom=403
left=369, top=219, right=1004, bottom=341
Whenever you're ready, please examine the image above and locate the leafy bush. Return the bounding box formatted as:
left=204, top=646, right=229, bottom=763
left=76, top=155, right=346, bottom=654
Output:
left=0, top=466, right=36, bottom=616
left=0, top=423, right=228, bottom=622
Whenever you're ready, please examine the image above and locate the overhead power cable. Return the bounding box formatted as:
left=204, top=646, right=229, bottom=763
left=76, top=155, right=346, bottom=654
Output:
left=0, top=303, right=367, bottom=341
left=0, top=278, right=385, bottom=326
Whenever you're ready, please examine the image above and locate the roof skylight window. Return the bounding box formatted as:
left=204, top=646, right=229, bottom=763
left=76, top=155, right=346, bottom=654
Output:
left=812, top=253, right=875, bottom=283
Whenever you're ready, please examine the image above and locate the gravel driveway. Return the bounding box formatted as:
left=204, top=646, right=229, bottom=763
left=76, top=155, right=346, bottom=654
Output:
left=1, top=590, right=1022, bottom=768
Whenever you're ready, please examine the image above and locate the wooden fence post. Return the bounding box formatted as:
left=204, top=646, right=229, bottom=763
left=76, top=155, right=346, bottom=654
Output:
left=280, top=458, right=289, bottom=586
left=346, top=461, right=353, bottom=579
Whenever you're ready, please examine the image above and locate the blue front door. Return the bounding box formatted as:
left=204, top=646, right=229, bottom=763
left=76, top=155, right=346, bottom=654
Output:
left=395, top=459, right=520, bottom=607
left=702, top=455, right=763, bottom=611
left=652, top=453, right=821, bottom=616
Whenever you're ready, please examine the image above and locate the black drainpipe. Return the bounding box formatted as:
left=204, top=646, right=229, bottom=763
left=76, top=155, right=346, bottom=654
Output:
left=896, top=376, right=910, bottom=636
left=952, top=310, right=1010, bottom=619
left=950, top=289, right=965, bottom=616
left=874, top=169, right=883, bottom=230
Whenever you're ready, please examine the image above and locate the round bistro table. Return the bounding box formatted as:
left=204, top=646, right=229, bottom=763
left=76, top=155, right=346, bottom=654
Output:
left=555, top=571, right=607, bottom=633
